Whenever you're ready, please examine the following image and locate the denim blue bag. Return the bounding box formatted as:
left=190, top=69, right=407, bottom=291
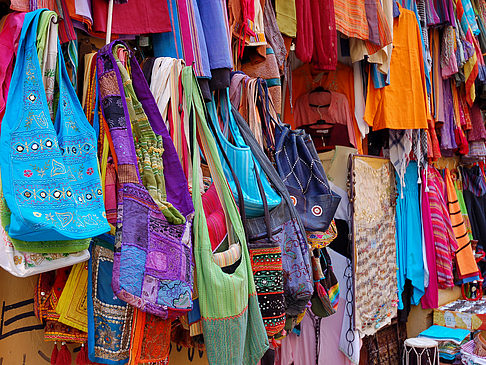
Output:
left=0, top=9, right=109, bottom=241
left=274, top=126, right=341, bottom=232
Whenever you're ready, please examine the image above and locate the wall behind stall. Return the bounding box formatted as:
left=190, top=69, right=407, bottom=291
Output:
left=406, top=287, right=462, bottom=337
left=0, top=268, right=209, bottom=364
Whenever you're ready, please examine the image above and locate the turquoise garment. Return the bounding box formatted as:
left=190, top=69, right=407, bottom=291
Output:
left=395, top=162, right=425, bottom=309
left=462, top=0, right=480, bottom=35
left=0, top=9, right=109, bottom=242
left=419, top=325, right=470, bottom=344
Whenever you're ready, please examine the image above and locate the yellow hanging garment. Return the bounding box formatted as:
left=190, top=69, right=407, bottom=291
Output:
left=55, top=262, right=89, bottom=332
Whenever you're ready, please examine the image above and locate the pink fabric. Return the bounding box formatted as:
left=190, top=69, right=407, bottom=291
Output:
left=319, top=250, right=354, bottom=365
left=295, top=0, right=313, bottom=63
left=294, top=90, right=357, bottom=147
left=276, top=313, right=317, bottom=365
left=104, top=163, right=117, bottom=224
left=295, top=0, right=337, bottom=70
left=468, top=103, right=486, bottom=142
left=276, top=250, right=355, bottom=365
left=421, top=169, right=439, bottom=309
left=0, top=12, right=25, bottom=124
left=92, top=0, right=171, bottom=35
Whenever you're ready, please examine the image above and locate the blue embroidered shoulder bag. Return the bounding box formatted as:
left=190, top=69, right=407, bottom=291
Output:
left=0, top=9, right=109, bottom=241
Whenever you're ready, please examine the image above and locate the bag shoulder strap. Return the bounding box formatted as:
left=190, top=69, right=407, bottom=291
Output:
left=182, top=67, right=247, bottom=259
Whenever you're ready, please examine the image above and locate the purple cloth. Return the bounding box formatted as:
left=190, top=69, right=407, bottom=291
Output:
left=130, top=51, right=194, bottom=216
left=425, top=0, right=441, bottom=26
left=440, top=78, right=458, bottom=151
left=97, top=41, right=194, bottom=318
left=433, top=0, right=456, bottom=27
left=365, top=0, right=381, bottom=46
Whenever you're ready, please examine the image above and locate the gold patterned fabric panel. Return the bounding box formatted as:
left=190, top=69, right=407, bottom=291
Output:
left=352, top=157, right=398, bottom=336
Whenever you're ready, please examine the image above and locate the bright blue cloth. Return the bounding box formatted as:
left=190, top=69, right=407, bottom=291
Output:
left=419, top=325, right=470, bottom=344
left=462, top=0, right=480, bottom=35
left=196, top=0, right=232, bottom=70
left=152, top=0, right=183, bottom=60
left=371, top=63, right=389, bottom=89
left=396, top=162, right=425, bottom=309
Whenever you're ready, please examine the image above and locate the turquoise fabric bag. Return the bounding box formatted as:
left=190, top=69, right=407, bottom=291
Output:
left=0, top=9, right=109, bottom=241
left=207, top=90, right=281, bottom=217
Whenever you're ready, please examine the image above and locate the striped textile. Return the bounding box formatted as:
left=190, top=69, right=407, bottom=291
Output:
left=334, top=0, right=369, bottom=40
left=328, top=281, right=339, bottom=310
left=241, top=46, right=282, bottom=114
left=426, top=166, right=458, bottom=289
left=213, top=243, right=241, bottom=268
left=365, top=0, right=393, bottom=54
left=444, top=169, right=479, bottom=279
left=454, top=0, right=479, bottom=106
left=152, top=0, right=211, bottom=78
left=55, top=0, right=77, bottom=43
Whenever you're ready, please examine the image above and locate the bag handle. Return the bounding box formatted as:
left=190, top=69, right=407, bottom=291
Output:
left=231, top=105, right=308, bottom=237
left=182, top=67, right=246, bottom=258
left=207, top=99, right=274, bottom=243
left=255, top=79, right=276, bottom=151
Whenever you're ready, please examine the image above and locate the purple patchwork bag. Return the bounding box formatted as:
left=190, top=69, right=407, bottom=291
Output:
left=97, top=41, right=194, bottom=318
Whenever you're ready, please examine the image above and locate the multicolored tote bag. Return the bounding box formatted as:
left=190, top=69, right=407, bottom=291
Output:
left=97, top=41, right=194, bottom=319
left=0, top=9, right=109, bottom=241
left=182, top=67, right=268, bottom=365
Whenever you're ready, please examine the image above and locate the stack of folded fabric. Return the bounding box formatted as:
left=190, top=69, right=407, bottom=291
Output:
left=419, top=325, right=470, bottom=363
left=461, top=340, right=486, bottom=365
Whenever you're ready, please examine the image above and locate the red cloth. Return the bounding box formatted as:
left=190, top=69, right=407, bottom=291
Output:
left=295, top=0, right=337, bottom=70
left=92, top=0, right=171, bottom=35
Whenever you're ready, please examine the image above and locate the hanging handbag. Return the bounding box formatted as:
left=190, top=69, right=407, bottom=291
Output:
left=274, top=125, right=341, bottom=232
left=0, top=9, right=109, bottom=242
left=182, top=67, right=268, bottom=365
left=97, top=41, right=194, bottom=318
left=0, top=224, right=89, bottom=277
left=207, top=89, right=281, bottom=217
left=230, top=105, right=314, bottom=318
left=207, top=100, right=286, bottom=337
left=0, top=172, right=90, bottom=276
left=310, top=247, right=339, bottom=318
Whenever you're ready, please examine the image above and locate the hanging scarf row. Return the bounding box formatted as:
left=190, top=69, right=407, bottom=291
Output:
left=0, top=8, right=347, bottom=365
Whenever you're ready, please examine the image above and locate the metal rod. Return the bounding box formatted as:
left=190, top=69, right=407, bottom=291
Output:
left=105, top=0, right=114, bottom=45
